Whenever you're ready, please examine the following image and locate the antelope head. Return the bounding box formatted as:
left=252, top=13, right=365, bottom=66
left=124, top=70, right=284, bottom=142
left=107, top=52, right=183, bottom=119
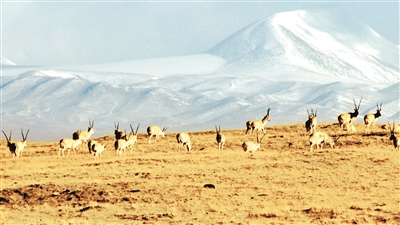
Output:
left=352, top=97, right=362, bottom=117
left=262, top=108, right=271, bottom=122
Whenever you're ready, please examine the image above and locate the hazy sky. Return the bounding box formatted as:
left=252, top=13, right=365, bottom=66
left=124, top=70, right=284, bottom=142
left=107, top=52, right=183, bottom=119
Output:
left=2, top=1, right=399, bottom=66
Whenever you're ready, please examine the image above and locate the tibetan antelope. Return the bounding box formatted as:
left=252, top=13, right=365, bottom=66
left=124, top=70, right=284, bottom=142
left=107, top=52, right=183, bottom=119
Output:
left=147, top=126, right=167, bottom=144
left=388, top=122, right=399, bottom=151
left=114, top=122, right=126, bottom=140
left=305, top=108, right=317, bottom=133
left=176, top=132, right=192, bottom=152
left=338, top=98, right=362, bottom=131
left=215, top=125, right=226, bottom=151
left=2, top=130, right=16, bottom=157
left=73, top=120, right=94, bottom=145
left=309, top=132, right=338, bottom=152
left=2, top=129, right=30, bottom=158
left=114, top=134, right=130, bottom=156
left=246, top=108, right=271, bottom=134
left=91, top=142, right=107, bottom=159
left=87, top=140, right=98, bottom=154
left=127, top=124, right=140, bottom=152
left=242, top=133, right=266, bottom=153
left=364, top=103, right=382, bottom=133
left=59, top=138, right=82, bottom=157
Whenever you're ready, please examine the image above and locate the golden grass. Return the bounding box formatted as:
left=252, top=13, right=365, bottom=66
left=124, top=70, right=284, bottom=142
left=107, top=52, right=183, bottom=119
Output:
left=0, top=123, right=399, bottom=224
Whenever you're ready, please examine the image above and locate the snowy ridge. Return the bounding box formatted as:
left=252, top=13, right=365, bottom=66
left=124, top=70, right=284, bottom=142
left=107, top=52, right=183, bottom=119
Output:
left=1, top=9, right=399, bottom=141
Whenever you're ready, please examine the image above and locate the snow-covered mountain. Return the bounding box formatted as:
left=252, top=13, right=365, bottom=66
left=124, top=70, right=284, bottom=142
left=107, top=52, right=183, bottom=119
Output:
left=2, top=10, right=399, bottom=141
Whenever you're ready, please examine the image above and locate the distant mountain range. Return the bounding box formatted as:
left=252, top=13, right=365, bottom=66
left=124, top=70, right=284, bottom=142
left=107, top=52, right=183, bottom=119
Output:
left=2, top=9, right=399, bottom=141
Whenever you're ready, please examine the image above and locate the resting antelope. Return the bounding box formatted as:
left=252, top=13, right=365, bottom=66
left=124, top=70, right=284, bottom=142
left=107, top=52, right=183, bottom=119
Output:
left=364, top=103, right=382, bottom=133
left=215, top=125, right=226, bottom=151
left=73, top=120, right=94, bottom=145
left=147, top=126, right=167, bottom=144
left=91, top=142, right=107, bottom=159
left=388, top=122, right=399, bottom=151
left=127, top=124, right=140, bottom=152
left=114, top=122, right=126, bottom=140
left=305, top=108, right=317, bottom=133
left=176, top=132, right=192, bottom=152
left=309, top=132, right=338, bottom=152
left=59, top=138, right=82, bottom=156
left=338, top=98, right=362, bottom=131
left=246, top=108, right=271, bottom=134
left=242, top=133, right=266, bottom=153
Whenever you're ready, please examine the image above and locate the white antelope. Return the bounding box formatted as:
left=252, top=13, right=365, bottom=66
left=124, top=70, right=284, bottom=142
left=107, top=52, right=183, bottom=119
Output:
left=87, top=140, right=98, bottom=154
left=338, top=98, right=362, bottom=131
left=91, top=142, right=107, bottom=159
left=114, top=122, right=126, bottom=140
left=364, top=103, right=382, bottom=133
left=246, top=108, right=271, bottom=134
left=215, top=125, right=226, bottom=151
left=388, top=122, right=399, bottom=151
left=59, top=138, right=82, bottom=157
left=305, top=108, right=317, bottom=133
left=176, top=132, right=192, bottom=152
left=127, top=124, right=140, bottom=152
left=114, top=134, right=130, bottom=157
left=309, top=131, right=338, bottom=152
left=73, top=120, right=95, bottom=145
left=2, top=129, right=29, bottom=158
left=147, top=126, right=167, bottom=144
left=242, top=133, right=266, bottom=153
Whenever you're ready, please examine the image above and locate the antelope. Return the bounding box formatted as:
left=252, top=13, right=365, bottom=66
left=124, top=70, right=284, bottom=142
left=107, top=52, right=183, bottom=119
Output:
left=309, top=131, right=338, bottom=152
left=338, top=98, right=362, bottom=131
left=305, top=108, right=317, bottom=133
left=59, top=138, right=82, bottom=157
left=246, top=108, right=271, bottom=134
left=91, top=142, right=107, bottom=159
left=2, top=130, right=17, bottom=157
left=364, top=103, right=382, bottom=133
left=87, top=140, right=98, bottom=154
left=114, top=134, right=130, bottom=157
left=388, top=122, right=399, bottom=151
left=147, top=126, right=167, bottom=144
left=114, top=122, right=126, bottom=140
left=127, top=124, right=140, bottom=152
left=343, top=119, right=357, bottom=131
left=73, top=120, right=94, bottom=145
left=242, top=133, right=266, bottom=153
left=215, top=125, right=226, bottom=151
left=176, top=132, right=192, bottom=152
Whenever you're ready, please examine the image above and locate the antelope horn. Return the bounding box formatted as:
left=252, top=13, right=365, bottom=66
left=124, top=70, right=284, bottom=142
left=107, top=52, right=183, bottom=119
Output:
left=24, top=129, right=30, bottom=141
left=2, top=130, right=10, bottom=142
left=267, top=108, right=271, bottom=116
left=358, top=98, right=362, bottom=110
left=215, top=125, right=218, bottom=133
left=314, top=108, right=318, bottom=117
left=135, top=123, right=140, bottom=135
left=219, top=125, right=221, bottom=133
left=307, top=108, right=310, bottom=117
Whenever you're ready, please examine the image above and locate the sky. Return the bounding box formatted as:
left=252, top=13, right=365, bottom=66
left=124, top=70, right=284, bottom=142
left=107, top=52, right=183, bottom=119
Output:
left=1, top=1, right=399, bottom=66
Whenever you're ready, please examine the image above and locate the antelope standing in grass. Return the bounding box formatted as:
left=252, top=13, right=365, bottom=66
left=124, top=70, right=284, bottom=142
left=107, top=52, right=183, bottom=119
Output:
left=242, top=133, right=266, bottom=153
left=176, top=132, right=192, bottom=152
left=246, top=108, right=271, bottom=134
left=114, top=134, right=130, bottom=157
left=73, top=120, right=94, bottom=145
left=147, top=126, right=167, bottom=144
left=388, top=122, right=399, bottom=151
left=364, top=103, right=382, bottom=133
left=2, top=130, right=16, bottom=157
left=305, top=108, right=317, bottom=133
left=127, top=124, right=140, bottom=152
left=91, top=142, right=107, bottom=159
left=87, top=140, right=98, bottom=154
left=215, top=125, right=226, bottom=151
left=309, top=132, right=338, bottom=152
left=338, top=98, right=362, bottom=131
left=59, top=138, right=82, bottom=157
left=2, top=129, right=30, bottom=158
left=114, top=122, right=126, bottom=140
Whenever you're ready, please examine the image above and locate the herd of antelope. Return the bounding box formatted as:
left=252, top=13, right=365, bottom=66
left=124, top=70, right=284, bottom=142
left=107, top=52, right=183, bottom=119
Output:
left=2, top=98, right=399, bottom=158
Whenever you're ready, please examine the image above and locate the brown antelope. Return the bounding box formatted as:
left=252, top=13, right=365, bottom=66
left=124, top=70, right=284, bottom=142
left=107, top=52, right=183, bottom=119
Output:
left=73, top=120, right=94, bottom=145
left=147, top=126, right=167, bottom=144
left=305, top=108, right=317, bottom=133
left=59, top=138, right=82, bottom=157
left=364, top=103, right=382, bottom=133
left=215, top=125, right=226, bottom=151
left=114, top=122, right=126, bottom=140
left=246, top=108, right=271, bottom=134
left=127, top=124, right=140, bottom=152
left=242, top=133, right=266, bottom=153
left=176, top=132, right=192, bottom=152
left=309, top=131, right=338, bottom=152
left=338, top=98, right=362, bottom=131
left=388, top=122, right=399, bottom=151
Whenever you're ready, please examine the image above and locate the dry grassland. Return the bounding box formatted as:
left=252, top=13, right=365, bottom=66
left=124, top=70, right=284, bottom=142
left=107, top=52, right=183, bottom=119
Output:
left=1, top=123, right=399, bottom=224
